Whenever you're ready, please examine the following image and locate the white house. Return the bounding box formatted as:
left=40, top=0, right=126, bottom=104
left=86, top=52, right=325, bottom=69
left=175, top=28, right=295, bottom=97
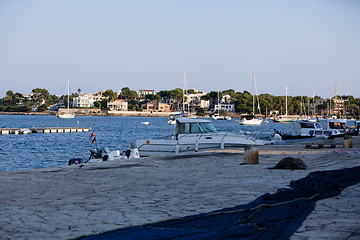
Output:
left=107, top=99, right=128, bottom=111
left=72, top=94, right=95, bottom=108
left=138, top=90, right=155, bottom=98
left=214, top=103, right=235, bottom=112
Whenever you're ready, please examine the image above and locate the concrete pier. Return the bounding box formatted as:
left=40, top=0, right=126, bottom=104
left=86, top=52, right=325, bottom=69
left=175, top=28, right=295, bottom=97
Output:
left=0, top=137, right=360, bottom=239
left=0, top=127, right=91, bottom=135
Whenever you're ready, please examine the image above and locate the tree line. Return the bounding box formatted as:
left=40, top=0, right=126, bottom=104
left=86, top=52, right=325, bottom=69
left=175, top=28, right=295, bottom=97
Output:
left=1, top=87, right=359, bottom=118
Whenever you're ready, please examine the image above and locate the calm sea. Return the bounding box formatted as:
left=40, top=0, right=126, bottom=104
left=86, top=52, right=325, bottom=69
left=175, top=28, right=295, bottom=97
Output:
left=0, top=115, right=292, bottom=172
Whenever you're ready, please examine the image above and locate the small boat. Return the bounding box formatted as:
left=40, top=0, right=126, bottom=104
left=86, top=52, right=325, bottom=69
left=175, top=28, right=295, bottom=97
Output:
left=129, top=117, right=268, bottom=157
left=68, top=147, right=125, bottom=165
left=240, top=115, right=263, bottom=126
left=168, top=112, right=184, bottom=125
left=211, top=114, right=231, bottom=120
left=57, top=113, right=75, bottom=119
left=141, top=121, right=151, bottom=125
left=19, top=128, right=32, bottom=134
left=273, top=116, right=293, bottom=123
left=240, top=73, right=263, bottom=125
left=57, top=81, right=75, bottom=119
left=274, top=86, right=292, bottom=123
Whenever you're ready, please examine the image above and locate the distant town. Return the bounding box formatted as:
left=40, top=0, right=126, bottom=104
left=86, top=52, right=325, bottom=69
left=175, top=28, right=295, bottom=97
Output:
left=1, top=87, right=359, bottom=119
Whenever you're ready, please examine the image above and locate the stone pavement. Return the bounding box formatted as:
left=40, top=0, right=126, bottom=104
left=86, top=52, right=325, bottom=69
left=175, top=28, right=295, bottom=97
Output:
left=1, top=137, right=360, bottom=240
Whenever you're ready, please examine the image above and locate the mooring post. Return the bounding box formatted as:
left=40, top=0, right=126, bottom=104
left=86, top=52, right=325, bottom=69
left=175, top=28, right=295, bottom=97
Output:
left=343, top=135, right=352, bottom=148
left=243, top=145, right=259, bottom=164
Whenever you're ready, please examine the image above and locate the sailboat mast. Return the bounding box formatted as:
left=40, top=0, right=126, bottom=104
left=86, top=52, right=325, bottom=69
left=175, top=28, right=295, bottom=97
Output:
left=182, top=71, right=185, bottom=113
left=67, top=81, right=70, bottom=113
left=285, top=85, right=288, bottom=116
left=252, top=73, right=255, bottom=114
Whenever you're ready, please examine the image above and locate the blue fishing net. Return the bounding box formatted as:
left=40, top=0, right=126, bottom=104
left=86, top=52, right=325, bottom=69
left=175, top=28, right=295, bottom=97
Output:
left=77, top=166, right=360, bottom=240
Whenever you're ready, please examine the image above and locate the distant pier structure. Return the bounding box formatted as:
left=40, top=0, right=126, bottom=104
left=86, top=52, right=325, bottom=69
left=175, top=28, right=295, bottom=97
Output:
left=0, top=127, right=91, bottom=135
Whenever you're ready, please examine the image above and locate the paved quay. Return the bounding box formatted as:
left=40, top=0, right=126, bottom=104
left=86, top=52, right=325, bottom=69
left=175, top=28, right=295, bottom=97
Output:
left=1, top=137, right=360, bottom=240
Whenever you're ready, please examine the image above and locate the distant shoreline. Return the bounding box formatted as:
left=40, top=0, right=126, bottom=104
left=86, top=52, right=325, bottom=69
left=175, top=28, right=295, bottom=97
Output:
left=0, top=111, right=180, bottom=118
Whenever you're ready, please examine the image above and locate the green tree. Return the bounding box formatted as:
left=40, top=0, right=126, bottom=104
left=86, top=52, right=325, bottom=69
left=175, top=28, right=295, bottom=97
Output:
left=119, top=87, right=138, bottom=100
left=103, top=89, right=117, bottom=102
left=93, top=101, right=101, bottom=109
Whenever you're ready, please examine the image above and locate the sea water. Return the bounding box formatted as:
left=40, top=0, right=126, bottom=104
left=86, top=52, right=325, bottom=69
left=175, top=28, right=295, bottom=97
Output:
left=0, top=115, right=292, bottom=172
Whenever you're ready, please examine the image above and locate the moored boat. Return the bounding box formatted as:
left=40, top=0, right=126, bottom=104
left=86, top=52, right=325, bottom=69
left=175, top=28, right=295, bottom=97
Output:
left=275, top=119, right=341, bottom=140
left=240, top=115, right=263, bottom=125
left=240, top=73, right=263, bottom=125
left=325, top=119, right=359, bottom=137
left=57, top=81, right=75, bottom=119
left=68, top=147, right=125, bottom=165
left=129, top=117, right=267, bottom=157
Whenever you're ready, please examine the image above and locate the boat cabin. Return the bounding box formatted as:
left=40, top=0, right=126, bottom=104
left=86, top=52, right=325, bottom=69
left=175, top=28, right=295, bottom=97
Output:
left=174, top=118, right=217, bottom=139
left=327, top=119, right=347, bottom=130
left=293, top=120, right=332, bottom=136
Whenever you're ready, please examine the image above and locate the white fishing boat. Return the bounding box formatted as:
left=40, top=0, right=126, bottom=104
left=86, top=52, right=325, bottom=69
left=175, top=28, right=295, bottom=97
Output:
left=57, top=81, right=75, bottom=119
left=211, top=114, right=231, bottom=120
left=325, top=119, right=358, bottom=136
left=275, top=119, right=340, bottom=140
left=129, top=117, right=267, bottom=157
left=240, top=73, right=263, bottom=126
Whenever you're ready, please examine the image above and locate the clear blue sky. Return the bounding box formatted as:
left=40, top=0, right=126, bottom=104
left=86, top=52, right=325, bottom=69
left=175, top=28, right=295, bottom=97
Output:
left=1, top=0, right=359, bottom=98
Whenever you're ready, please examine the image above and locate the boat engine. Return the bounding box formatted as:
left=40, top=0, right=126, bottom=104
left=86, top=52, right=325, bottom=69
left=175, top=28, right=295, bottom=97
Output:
left=89, top=147, right=111, bottom=161
left=68, top=156, right=86, bottom=165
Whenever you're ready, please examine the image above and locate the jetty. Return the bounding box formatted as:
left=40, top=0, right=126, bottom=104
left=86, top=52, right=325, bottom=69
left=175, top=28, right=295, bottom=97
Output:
left=0, top=137, right=359, bottom=239
left=0, top=127, right=91, bottom=135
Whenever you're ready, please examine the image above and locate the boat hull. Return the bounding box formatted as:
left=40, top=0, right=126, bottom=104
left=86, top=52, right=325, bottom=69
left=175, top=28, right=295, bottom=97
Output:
left=133, top=133, right=266, bottom=157
left=57, top=113, right=75, bottom=119
left=240, top=118, right=263, bottom=125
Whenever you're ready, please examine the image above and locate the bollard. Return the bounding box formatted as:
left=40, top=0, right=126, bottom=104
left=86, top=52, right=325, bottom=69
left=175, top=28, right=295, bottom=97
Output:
left=343, top=135, right=352, bottom=148
left=243, top=145, right=259, bottom=164
left=175, top=144, right=180, bottom=154
left=195, top=140, right=199, bottom=152
left=129, top=148, right=140, bottom=158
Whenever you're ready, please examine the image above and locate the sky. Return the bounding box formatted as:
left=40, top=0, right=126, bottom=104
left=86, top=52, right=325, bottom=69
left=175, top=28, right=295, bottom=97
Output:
left=0, top=0, right=359, bottom=98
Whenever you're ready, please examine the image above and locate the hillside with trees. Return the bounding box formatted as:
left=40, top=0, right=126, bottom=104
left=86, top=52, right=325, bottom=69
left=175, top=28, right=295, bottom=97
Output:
left=1, top=87, right=359, bottom=119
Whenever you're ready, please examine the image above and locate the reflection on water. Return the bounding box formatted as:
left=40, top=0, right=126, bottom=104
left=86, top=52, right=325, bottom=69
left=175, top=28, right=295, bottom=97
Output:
left=0, top=115, right=292, bottom=172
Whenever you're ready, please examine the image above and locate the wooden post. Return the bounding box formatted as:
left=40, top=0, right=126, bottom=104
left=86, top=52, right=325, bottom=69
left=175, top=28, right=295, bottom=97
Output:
left=343, top=135, right=352, bottom=148
left=243, top=145, right=259, bottom=164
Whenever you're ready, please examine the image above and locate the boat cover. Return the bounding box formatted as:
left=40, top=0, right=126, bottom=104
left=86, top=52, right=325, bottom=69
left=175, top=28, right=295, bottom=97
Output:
left=78, top=166, right=360, bottom=240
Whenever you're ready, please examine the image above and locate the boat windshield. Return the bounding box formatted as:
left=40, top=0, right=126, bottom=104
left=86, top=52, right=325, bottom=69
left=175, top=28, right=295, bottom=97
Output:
left=300, top=122, right=322, bottom=129
left=176, top=122, right=217, bottom=134
left=199, top=123, right=217, bottom=133
left=329, top=121, right=346, bottom=129
left=177, top=123, right=202, bottom=134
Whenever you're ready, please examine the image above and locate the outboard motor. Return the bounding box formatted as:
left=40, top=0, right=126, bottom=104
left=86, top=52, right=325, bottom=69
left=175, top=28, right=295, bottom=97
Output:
left=89, top=148, right=104, bottom=160
left=68, top=156, right=86, bottom=165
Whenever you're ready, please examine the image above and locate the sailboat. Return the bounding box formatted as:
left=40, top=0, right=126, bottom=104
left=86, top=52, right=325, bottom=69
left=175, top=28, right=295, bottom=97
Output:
left=57, top=81, right=75, bottom=119
left=212, top=91, right=231, bottom=120
left=240, top=73, right=263, bottom=125
left=274, top=85, right=292, bottom=123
